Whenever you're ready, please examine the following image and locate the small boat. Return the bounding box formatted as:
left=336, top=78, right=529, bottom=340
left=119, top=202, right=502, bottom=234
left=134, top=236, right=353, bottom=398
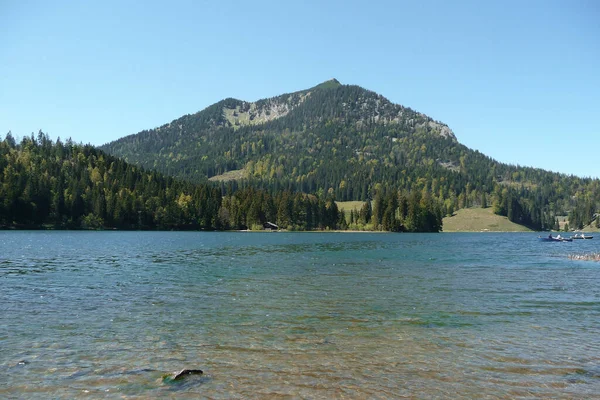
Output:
left=570, top=233, right=593, bottom=240
left=539, top=235, right=572, bottom=242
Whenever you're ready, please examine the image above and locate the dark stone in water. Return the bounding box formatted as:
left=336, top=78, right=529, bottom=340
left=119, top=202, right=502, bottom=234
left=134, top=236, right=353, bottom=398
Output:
left=171, top=369, right=204, bottom=381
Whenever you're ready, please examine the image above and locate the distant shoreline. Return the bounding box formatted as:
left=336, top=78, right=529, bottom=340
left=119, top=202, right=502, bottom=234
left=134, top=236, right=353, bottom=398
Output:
left=5, top=226, right=595, bottom=234
left=2, top=224, right=596, bottom=234
left=238, top=229, right=389, bottom=233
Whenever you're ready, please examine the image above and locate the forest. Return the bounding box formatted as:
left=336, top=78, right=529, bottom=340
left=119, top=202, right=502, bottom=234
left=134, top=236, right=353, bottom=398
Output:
left=0, top=132, right=444, bottom=232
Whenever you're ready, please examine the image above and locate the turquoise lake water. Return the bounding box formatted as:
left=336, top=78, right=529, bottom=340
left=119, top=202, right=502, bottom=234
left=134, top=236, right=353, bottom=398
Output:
left=1, top=231, right=599, bottom=399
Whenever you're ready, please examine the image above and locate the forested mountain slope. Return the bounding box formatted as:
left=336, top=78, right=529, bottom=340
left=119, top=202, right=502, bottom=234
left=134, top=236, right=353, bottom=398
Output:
left=3, top=132, right=444, bottom=231
left=100, top=80, right=600, bottom=230
left=0, top=132, right=220, bottom=230
left=101, top=79, right=455, bottom=186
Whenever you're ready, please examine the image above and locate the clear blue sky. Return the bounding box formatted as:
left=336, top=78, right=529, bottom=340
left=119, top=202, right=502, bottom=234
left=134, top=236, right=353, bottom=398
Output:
left=2, top=0, right=598, bottom=178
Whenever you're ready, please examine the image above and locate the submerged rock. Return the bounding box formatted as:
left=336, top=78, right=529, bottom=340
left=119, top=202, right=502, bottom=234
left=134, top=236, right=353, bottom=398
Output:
left=171, top=369, right=204, bottom=381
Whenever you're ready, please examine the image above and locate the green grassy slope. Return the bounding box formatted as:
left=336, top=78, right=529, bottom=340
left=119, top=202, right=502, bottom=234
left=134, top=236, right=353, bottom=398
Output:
left=442, top=207, right=532, bottom=232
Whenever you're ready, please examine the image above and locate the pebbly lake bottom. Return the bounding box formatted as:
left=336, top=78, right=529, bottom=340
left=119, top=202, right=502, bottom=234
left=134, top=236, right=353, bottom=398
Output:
left=1, top=231, right=599, bottom=399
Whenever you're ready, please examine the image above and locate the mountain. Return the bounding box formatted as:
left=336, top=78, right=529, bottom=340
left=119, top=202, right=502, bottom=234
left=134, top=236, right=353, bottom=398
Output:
left=100, top=80, right=600, bottom=230
left=101, top=79, right=457, bottom=190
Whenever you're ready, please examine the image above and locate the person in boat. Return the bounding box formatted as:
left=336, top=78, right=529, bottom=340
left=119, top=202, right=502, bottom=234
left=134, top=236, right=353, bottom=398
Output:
left=557, top=234, right=562, bottom=239
left=548, top=234, right=552, bottom=239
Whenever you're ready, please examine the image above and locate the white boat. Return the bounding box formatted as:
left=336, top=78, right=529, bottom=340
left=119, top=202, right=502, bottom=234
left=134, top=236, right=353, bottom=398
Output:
left=571, top=233, right=593, bottom=240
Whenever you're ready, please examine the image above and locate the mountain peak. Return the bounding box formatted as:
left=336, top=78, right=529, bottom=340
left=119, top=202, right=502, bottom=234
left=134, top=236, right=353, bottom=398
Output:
left=312, top=78, right=342, bottom=90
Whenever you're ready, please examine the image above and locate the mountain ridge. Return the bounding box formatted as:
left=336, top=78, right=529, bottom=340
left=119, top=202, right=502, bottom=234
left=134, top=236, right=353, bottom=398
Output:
left=102, top=79, right=455, bottom=150
left=99, top=80, right=600, bottom=230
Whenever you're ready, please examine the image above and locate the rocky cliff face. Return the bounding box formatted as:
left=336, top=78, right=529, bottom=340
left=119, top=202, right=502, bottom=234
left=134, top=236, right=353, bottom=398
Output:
left=223, top=92, right=310, bottom=127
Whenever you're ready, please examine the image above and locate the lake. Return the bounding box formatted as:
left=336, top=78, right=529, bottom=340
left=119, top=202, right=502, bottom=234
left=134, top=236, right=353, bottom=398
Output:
left=1, top=231, right=599, bottom=399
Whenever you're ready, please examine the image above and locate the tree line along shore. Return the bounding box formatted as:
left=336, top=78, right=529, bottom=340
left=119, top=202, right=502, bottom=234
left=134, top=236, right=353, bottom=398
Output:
left=0, top=133, right=442, bottom=232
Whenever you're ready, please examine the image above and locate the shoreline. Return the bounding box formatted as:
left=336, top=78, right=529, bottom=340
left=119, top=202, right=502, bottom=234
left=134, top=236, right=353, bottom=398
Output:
left=2, top=226, right=597, bottom=234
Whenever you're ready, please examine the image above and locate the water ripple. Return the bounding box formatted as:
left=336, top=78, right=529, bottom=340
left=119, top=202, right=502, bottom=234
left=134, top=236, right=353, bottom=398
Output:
left=1, top=231, right=600, bottom=398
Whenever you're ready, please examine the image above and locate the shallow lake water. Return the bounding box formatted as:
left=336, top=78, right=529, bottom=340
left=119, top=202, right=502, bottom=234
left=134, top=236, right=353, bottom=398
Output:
left=1, top=231, right=599, bottom=399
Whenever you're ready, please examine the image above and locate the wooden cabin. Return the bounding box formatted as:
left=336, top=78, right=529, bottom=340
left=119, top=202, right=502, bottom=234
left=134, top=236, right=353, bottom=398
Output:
left=263, top=222, right=279, bottom=231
